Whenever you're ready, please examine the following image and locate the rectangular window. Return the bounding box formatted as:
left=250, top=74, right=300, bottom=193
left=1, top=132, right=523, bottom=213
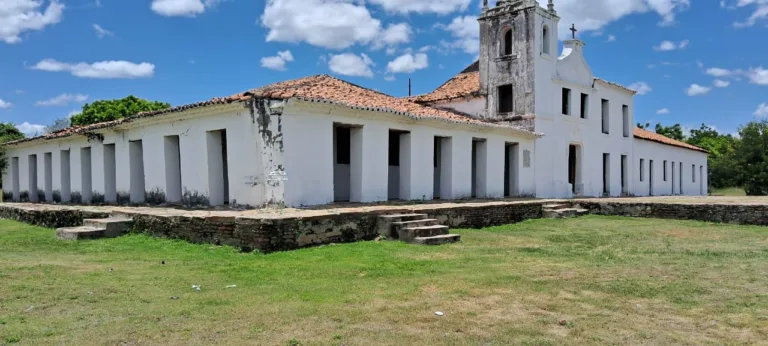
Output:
left=602, top=153, right=610, bottom=195
left=621, top=155, right=628, bottom=195
left=562, top=88, right=571, bottom=115
left=692, top=164, right=696, bottom=182
left=622, top=105, right=629, bottom=137
left=580, top=93, right=589, bottom=119
left=640, top=159, right=645, bottom=182
left=602, top=99, right=610, bottom=134
left=388, top=131, right=400, bottom=166
left=663, top=160, right=668, bottom=181
left=498, top=85, right=514, bottom=113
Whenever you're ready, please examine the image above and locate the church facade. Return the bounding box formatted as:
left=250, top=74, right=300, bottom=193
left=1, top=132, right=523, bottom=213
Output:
left=2, top=0, right=708, bottom=208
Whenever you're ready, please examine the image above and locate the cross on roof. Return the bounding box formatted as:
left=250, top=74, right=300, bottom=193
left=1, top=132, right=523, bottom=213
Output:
left=570, top=23, right=577, bottom=39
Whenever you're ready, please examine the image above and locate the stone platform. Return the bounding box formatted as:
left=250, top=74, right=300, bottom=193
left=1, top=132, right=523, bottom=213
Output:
left=1, top=196, right=766, bottom=252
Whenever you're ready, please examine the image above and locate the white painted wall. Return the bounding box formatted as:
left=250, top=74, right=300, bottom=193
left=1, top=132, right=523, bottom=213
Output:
left=2, top=104, right=275, bottom=207
left=633, top=139, right=708, bottom=196
left=281, top=101, right=537, bottom=207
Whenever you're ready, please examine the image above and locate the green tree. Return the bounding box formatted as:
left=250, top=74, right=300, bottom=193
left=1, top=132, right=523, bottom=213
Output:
left=654, top=123, right=684, bottom=141
left=687, top=124, right=741, bottom=189
left=0, top=122, right=26, bottom=189
left=736, top=120, right=768, bottom=196
left=70, top=95, right=170, bottom=126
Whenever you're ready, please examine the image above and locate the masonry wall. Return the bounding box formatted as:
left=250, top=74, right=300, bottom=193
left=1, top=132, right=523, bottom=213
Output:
left=280, top=101, right=538, bottom=207
left=1, top=102, right=284, bottom=208
left=632, top=139, right=708, bottom=196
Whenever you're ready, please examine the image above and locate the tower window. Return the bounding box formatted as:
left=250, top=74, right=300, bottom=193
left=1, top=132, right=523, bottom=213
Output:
left=542, top=25, right=551, bottom=55
left=498, top=85, right=514, bottom=113
left=562, top=88, right=571, bottom=115
left=503, top=28, right=513, bottom=56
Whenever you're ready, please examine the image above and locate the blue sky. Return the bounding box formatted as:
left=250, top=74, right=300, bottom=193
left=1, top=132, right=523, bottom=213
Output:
left=1, top=0, right=766, bottom=136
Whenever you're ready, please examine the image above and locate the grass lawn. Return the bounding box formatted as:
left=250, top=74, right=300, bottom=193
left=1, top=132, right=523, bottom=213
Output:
left=0, top=217, right=767, bottom=345
left=711, top=187, right=747, bottom=196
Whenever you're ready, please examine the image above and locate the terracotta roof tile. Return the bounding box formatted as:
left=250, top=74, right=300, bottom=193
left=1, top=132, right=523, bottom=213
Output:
left=409, top=62, right=482, bottom=103
left=239, top=74, right=532, bottom=132
left=6, top=74, right=538, bottom=146
left=634, top=128, right=707, bottom=153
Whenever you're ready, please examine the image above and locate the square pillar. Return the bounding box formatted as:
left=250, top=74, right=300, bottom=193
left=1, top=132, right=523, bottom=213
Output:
left=349, top=124, right=389, bottom=203
left=443, top=134, right=472, bottom=200
left=399, top=129, right=434, bottom=201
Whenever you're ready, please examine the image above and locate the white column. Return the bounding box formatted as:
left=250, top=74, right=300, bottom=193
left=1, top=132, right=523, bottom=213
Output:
left=350, top=124, right=388, bottom=203
left=164, top=136, right=182, bottom=203
left=60, top=149, right=71, bottom=202
left=447, top=134, right=473, bottom=199
left=143, top=135, right=165, bottom=193
left=399, top=128, right=435, bottom=201
left=484, top=137, right=505, bottom=198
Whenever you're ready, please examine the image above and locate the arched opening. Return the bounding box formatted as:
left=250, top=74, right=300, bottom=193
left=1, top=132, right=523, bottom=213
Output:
left=542, top=25, right=551, bottom=55
left=502, top=28, right=513, bottom=56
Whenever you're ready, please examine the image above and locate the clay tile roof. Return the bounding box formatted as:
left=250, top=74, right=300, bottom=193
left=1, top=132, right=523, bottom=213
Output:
left=408, top=61, right=482, bottom=103
left=240, top=74, right=537, bottom=134
left=633, top=128, right=707, bottom=153
left=5, top=96, right=247, bottom=145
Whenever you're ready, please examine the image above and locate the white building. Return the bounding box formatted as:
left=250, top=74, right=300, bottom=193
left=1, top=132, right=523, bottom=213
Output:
left=2, top=0, right=708, bottom=208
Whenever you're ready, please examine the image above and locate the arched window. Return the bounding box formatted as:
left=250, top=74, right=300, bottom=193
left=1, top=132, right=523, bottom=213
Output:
left=542, top=25, right=551, bottom=55
left=502, top=28, right=513, bottom=56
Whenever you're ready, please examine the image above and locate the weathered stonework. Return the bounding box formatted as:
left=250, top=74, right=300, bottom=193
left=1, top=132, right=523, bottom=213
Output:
left=575, top=201, right=768, bottom=226
left=0, top=205, right=109, bottom=228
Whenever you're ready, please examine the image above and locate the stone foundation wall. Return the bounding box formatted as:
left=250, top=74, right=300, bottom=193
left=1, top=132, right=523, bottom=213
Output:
left=0, top=205, right=110, bottom=229
left=575, top=202, right=768, bottom=226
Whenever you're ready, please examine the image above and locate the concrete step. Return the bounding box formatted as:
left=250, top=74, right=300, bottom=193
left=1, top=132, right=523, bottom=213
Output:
left=399, top=224, right=450, bottom=241
left=83, top=217, right=133, bottom=238
left=542, top=204, right=569, bottom=210
left=411, top=234, right=461, bottom=246
left=56, top=226, right=106, bottom=240
left=376, top=213, right=429, bottom=238
left=391, top=219, right=440, bottom=237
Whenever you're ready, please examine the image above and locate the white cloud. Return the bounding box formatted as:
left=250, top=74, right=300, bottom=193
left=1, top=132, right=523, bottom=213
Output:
left=36, top=93, right=89, bottom=107
left=713, top=79, right=731, bottom=88
left=656, top=108, right=670, bottom=115
left=732, top=0, right=768, bottom=27
left=628, top=82, right=652, bottom=95
left=754, top=102, right=768, bottom=117
left=0, top=99, right=12, bottom=109
left=387, top=53, right=428, bottom=74
left=93, top=24, right=113, bottom=38
left=747, top=67, right=768, bottom=85
left=15, top=89, right=24, bottom=94
left=17, top=122, right=46, bottom=137
left=328, top=53, right=375, bottom=78
left=654, top=39, right=689, bottom=51
left=685, top=84, right=711, bottom=96
left=367, top=0, right=470, bottom=14
left=373, top=23, right=412, bottom=49
left=606, top=35, right=616, bottom=42
left=262, top=0, right=381, bottom=50
left=151, top=0, right=222, bottom=17
left=706, top=67, right=735, bottom=77
left=260, top=50, right=294, bottom=71
left=0, top=0, right=64, bottom=44
left=534, top=0, right=690, bottom=38
left=68, top=109, right=80, bottom=118
left=438, top=15, right=479, bottom=54
left=31, top=59, right=155, bottom=79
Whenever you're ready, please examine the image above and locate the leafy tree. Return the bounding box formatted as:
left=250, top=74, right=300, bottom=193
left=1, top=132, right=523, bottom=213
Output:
left=70, top=95, right=170, bottom=126
left=736, top=120, right=768, bottom=196
left=654, top=123, right=684, bottom=141
left=44, top=118, right=71, bottom=134
left=687, top=124, right=741, bottom=189
left=637, top=122, right=651, bottom=129
left=0, top=122, right=25, bottom=189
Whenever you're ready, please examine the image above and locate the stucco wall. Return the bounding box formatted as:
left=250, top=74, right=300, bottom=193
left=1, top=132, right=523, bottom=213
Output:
left=632, top=138, right=708, bottom=196
left=281, top=101, right=537, bottom=207
left=2, top=102, right=285, bottom=207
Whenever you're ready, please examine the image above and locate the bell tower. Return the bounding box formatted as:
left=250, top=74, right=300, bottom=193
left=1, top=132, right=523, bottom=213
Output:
left=478, top=0, right=559, bottom=122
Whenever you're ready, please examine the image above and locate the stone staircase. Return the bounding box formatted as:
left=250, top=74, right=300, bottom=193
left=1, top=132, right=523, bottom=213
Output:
left=542, top=203, right=589, bottom=219
left=56, top=217, right=134, bottom=240
left=376, top=213, right=460, bottom=245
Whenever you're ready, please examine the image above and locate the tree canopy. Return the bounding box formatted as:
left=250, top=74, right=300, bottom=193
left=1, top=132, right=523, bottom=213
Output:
left=736, top=120, right=768, bottom=196
left=0, top=122, right=25, bottom=143
left=70, top=96, right=171, bottom=126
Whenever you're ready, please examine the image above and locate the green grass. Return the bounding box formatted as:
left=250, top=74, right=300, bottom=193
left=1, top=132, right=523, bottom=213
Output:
left=0, top=217, right=767, bottom=345
left=711, top=187, right=747, bottom=196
